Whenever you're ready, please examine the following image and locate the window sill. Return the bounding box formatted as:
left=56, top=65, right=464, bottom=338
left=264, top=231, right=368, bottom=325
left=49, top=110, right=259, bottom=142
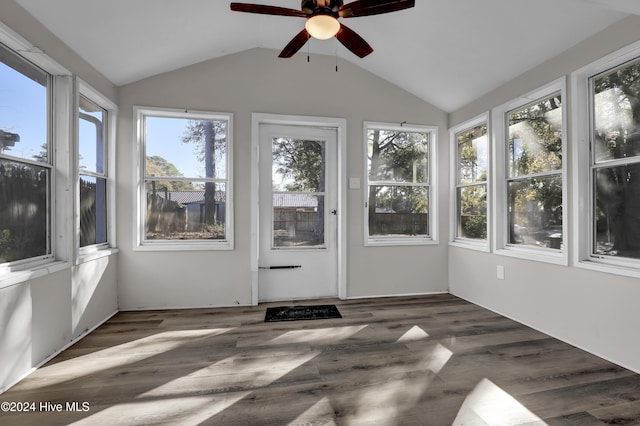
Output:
left=365, top=237, right=438, bottom=247
left=449, top=240, right=490, bottom=253
left=77, top=247, right=119, bottom=265
left=576, top=258, right=640, bottom=279
left=494, top=247, right=568, bottom=266
left=135, top=241, right=234, bottom=251
left=0, top=261, right=71, bottom=290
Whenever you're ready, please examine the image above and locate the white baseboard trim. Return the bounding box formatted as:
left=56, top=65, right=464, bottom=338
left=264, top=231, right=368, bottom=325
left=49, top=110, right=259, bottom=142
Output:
left=0, top=309, right=119, bottom=395
left=345, top=290, right=449, bottom=300
left=120, top=293, right=449, bottom=310
left=450, top=291, right=640, bottom=375
left=119, top=303, right=254, bottom=312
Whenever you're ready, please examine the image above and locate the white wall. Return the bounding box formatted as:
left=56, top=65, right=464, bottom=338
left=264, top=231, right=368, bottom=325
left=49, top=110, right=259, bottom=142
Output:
left=0, top=259, right=119, bottom=393
left=449, top=15, right=640, bottom=373
left=116, top=48, right=449, bottom=309
left=0, top=1, right=117, bottom=101
left=0, top=1, right=119, bottom=393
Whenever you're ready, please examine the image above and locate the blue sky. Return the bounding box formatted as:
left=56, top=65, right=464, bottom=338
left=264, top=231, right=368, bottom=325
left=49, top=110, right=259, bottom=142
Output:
left=0, top=61, right=46, bottom=161
left=1, top=62, right=208, bottom=178
left=145, top=116, right=205, bottom=178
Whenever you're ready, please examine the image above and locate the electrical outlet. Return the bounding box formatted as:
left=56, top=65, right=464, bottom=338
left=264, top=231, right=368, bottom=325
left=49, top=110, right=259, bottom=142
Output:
left=496, top=265, right=505, bottom=280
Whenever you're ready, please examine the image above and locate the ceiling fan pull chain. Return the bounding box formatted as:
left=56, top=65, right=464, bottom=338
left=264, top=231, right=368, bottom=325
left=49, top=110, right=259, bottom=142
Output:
left=335, top=38, right=338, bottom=72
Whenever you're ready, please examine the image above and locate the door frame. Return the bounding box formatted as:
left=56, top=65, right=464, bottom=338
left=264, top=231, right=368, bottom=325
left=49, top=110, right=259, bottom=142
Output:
left=251, top=113, right=347, bottom=305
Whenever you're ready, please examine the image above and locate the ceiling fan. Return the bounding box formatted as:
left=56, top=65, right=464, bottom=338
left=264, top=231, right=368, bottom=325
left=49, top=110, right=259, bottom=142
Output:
left=230, top=0, right=415, bottom=58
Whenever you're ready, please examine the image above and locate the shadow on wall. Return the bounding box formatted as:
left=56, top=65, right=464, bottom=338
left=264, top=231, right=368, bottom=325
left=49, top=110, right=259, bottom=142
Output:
left=0, top=283, right=32, bottom=392
left=72, top=256, right=118, bottom=337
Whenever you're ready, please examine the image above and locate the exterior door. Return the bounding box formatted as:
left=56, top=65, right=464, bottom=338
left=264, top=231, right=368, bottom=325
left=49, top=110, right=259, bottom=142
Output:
left=258, top=124, right=338, bottom=302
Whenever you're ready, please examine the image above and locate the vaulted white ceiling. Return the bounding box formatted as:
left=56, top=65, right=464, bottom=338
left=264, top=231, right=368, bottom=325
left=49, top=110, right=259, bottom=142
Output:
left=15, top=0, right=635, bottom=112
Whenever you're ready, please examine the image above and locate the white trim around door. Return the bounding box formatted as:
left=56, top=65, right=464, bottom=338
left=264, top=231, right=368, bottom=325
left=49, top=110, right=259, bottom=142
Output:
left=251, top=113, right=347, bottom=305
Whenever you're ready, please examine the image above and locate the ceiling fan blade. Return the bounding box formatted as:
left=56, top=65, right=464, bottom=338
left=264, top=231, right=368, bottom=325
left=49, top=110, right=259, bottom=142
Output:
left=230, top=3, right=308, bottom=17
left=317, top=0, right=327, bottom=6
left=279, top=29, right=311, bottom=58
left=339, top=0, right=415, bottom=18
left=335, top=23, right=373, bottom=58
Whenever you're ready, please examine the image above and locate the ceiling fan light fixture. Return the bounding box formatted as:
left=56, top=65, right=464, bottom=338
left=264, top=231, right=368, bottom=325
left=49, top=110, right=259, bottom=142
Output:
left=305, top=14, right=340, bottom=40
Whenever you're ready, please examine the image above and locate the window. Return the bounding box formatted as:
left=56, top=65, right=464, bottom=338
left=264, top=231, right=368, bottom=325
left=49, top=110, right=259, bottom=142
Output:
left=572, top=41, right=640, bottom=276
left=506, top=95, right=563, bottom=249
left=590, top=57, right=640, bottom=262
left=452, top=118, right=489, bottom=247
left=135, top=107, right=233, bottom=250
left=78, top=95, right=108, bottom=248
left=0, top=43, right=51, bottom=266
left=493, top=78, right=566, bottom=263
left=364, top=122, right=436, bottom=245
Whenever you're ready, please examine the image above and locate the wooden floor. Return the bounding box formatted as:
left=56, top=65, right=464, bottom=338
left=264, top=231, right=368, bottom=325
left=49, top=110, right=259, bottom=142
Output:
left=2, top=294, right=640, bottom=425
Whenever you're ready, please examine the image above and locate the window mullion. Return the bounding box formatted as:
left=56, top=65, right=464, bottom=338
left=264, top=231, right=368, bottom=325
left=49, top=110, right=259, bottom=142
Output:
left=368, top=181, right=430, bottom=187
left=0, top=153, right=53, bottom=169
left=144, top=176, right=227, bottom=183
left=506, top=169, right=562, bottom=182
left=52, top=75, right=75, bottom=263
left=456, top=181, right=487, bottom=189
left=592, top=156, right=640, bottom=169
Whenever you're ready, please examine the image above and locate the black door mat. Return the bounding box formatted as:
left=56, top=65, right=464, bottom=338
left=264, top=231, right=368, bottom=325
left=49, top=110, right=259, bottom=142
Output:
left=265, top=305, right=342, bottom=322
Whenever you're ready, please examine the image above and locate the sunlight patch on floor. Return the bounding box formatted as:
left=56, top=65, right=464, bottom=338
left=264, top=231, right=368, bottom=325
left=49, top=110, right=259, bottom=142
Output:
left=27, top=328, right=234, bottom=389
left=73, top=392, right=250, bottom=426
left=346, top=373, right=434, bottom=425
left=268, top=324, right=368, bottom=345
left=453, top=378, right=547, bottom=426
left=289, top=396, right=337, bottom=425
left=139, top=349, right=320, bottom=398
left=396, top=325, right=430, bottom=343
left=421, top=342, right=453, bottom=374
left=405, top=340, right=454, bottom=375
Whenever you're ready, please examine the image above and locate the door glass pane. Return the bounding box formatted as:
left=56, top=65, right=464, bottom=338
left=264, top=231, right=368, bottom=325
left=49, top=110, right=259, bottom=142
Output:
left=272, top=138, right=325, bottom=192
left=272, top=137, right=326, bottom=249
left=273, top=194, right=325, bottom=248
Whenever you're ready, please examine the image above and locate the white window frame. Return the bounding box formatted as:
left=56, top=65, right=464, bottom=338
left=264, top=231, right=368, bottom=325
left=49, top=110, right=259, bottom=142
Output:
left=0, top=21, right=74, bottom=287
left=134, top=106, right=234, bottom=251
left=491, top=77, right=568, bottom=265
left=571, top=39, right=640, bottom=278
left=363, top=121, right=438, bottom=246
left=76, top=79, right=118, bottom=263
left=449, top=113, right=491, bottom=252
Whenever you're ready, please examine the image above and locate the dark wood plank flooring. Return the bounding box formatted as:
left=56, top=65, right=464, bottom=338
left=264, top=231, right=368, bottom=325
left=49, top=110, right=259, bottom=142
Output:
left=1, top=294, right=639, bottom=425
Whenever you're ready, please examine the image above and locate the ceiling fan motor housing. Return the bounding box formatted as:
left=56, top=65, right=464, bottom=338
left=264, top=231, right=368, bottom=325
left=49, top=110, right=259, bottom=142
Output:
left=231, top=0, right=414, bottom=58
left=301, top=0, right=343, bottom=15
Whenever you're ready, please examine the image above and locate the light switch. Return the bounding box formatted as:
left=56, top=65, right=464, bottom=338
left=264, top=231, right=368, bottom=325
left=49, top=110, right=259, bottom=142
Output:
left=349, top=178, right=361, bottom=189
